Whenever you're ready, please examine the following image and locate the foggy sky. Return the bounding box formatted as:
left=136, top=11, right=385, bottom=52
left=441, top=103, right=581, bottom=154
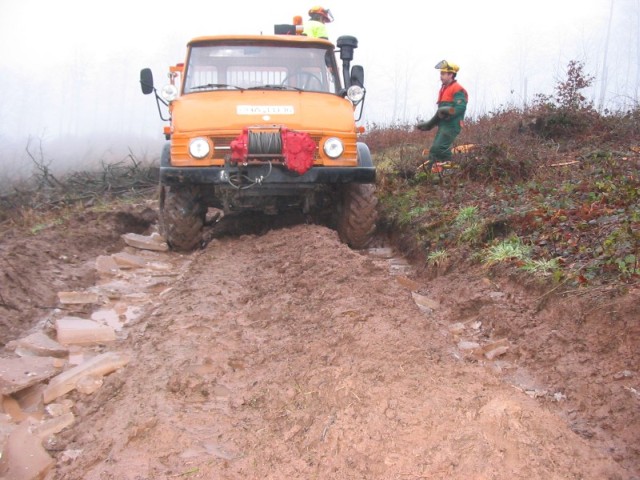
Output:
left=0, top=0, right=637, bottom=177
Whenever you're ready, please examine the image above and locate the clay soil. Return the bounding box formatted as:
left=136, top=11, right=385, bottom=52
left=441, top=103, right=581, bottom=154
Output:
left=0, top=201, right=639, bottom=480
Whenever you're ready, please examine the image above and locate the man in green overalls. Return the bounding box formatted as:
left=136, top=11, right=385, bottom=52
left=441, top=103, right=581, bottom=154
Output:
left=416, top=60, right=468, bottom=170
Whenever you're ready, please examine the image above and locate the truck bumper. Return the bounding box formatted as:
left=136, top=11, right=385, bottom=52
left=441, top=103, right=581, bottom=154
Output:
left=160, top=165, right=376, bottom=186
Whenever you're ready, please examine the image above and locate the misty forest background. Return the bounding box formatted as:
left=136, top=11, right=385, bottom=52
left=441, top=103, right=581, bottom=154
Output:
left=1, top=0, right=639, bottom=187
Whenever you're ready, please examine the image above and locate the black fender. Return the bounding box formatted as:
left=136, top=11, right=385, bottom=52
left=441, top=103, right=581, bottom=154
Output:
left=357, top=142, right=374, bottom=168
left=160, top=142, right=171, bottom=167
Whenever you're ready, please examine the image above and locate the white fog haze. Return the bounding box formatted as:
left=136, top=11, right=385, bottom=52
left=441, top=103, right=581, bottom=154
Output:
left=0, top=0, right=638, bottom=182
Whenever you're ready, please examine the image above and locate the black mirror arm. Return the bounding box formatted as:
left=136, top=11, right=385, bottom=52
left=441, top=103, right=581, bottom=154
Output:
left=154, top=91, right=171, bottom=122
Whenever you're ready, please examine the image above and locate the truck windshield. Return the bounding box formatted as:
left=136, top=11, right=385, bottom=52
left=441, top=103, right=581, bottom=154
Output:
left=183, top=44, right=339, bottom=94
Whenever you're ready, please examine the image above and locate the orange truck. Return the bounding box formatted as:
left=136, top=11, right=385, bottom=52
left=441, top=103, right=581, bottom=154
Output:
left=139, top=25, right=377, bottom=251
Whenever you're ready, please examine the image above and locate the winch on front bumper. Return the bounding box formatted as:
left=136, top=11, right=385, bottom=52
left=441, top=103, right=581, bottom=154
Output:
left=159, top=141, right=376, bottom=189
left=230, top=127, right=317, bottom=175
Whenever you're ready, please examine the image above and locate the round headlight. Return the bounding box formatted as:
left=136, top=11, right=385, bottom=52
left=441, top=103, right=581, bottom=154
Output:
left=347, top=85, right=365, bottom=104
left=160, top=84, right=179, bottom=102
left=189, top=137, right=210, bottom=159
left=323, top=137, right=344, bottom=159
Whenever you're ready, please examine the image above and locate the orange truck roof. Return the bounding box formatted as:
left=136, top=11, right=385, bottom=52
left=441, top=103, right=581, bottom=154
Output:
left=187, top=34, right=334, bottom=47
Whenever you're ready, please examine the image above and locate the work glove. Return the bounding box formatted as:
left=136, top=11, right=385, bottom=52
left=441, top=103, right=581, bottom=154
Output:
left=437, top=106, right=455, bottom=119
left=416, top=115, right=439, bottom=131
left=416, top=121, right=434, bottom=131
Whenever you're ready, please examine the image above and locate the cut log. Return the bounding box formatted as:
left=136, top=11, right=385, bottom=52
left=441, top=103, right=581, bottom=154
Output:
left=122, top=232, right=169, bottom=252
left=42, top=352, right=130, bottom=404
left=0, top=357, right=61, bottom=395
left=5, top=332, right=69, bottom=358
left=55, top=317, right=116, bottom=346
left=31, top=412, right=75, bottom=440
left=0, top=420, right=54, bottom=480
left=57, top=291, right=100, bottom=305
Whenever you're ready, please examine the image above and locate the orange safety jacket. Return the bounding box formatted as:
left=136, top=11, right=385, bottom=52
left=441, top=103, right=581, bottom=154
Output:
left=437, top=80, right=467, bottom=102
left=437, top=81, right=468, bottom=115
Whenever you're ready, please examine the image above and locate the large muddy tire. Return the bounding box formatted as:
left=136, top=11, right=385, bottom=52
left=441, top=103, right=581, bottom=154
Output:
left=159, top=186, right=207, bottom=251
left=336, top=183, right=378, bottom=249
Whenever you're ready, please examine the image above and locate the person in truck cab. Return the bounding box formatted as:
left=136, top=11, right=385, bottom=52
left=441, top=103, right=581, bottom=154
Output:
left=416, top=60, right=469, bottom=170
left=302, top=6, right=333, bottom=39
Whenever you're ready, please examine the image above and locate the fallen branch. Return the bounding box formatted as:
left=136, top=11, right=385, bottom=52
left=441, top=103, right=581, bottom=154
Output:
left=549, top=160, right=580, bottom=167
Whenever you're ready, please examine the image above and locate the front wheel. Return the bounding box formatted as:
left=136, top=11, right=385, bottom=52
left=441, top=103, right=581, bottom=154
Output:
left=159, top=185, right=207, bottom=251
left=336, top=183, right=378, bottom=249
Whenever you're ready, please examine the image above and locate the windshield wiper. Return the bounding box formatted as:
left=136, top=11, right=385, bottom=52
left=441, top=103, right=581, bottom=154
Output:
left=190, top=83, right=244, bottom=91
left=246, top=84, right=303, bottom=91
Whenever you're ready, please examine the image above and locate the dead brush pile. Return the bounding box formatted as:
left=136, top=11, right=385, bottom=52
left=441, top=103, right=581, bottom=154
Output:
left=0, top=147, right=158, bottom=227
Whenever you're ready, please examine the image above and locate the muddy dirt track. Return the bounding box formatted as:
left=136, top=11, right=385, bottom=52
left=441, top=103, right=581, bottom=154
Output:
left=0, top=203, right=638, bottom=479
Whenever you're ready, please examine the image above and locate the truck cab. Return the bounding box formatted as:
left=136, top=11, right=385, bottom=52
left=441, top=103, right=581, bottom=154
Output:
left=140, top=31, right=377, bottom=251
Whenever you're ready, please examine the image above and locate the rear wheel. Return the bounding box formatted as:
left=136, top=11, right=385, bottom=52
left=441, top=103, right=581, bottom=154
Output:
left=336, top=183, right=378, bottom=249
left=159, top=185, right=207, bottom=251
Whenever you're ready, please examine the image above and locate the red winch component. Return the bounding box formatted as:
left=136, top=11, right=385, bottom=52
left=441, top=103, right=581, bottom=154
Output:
left=281, top=128, right=316, bottom=174
left=230, top=128, right=316, bottom=175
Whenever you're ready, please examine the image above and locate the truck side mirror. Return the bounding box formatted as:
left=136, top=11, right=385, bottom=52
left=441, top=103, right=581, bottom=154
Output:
left=140, top=68, right=154, bottom=95
left=350, top=65, right=364, bottom=88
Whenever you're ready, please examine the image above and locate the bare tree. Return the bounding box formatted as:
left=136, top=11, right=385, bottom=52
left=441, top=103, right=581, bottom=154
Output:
left=26, top=136, right=62, bottom=189
left=598, top=0, right=615, bottom=111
